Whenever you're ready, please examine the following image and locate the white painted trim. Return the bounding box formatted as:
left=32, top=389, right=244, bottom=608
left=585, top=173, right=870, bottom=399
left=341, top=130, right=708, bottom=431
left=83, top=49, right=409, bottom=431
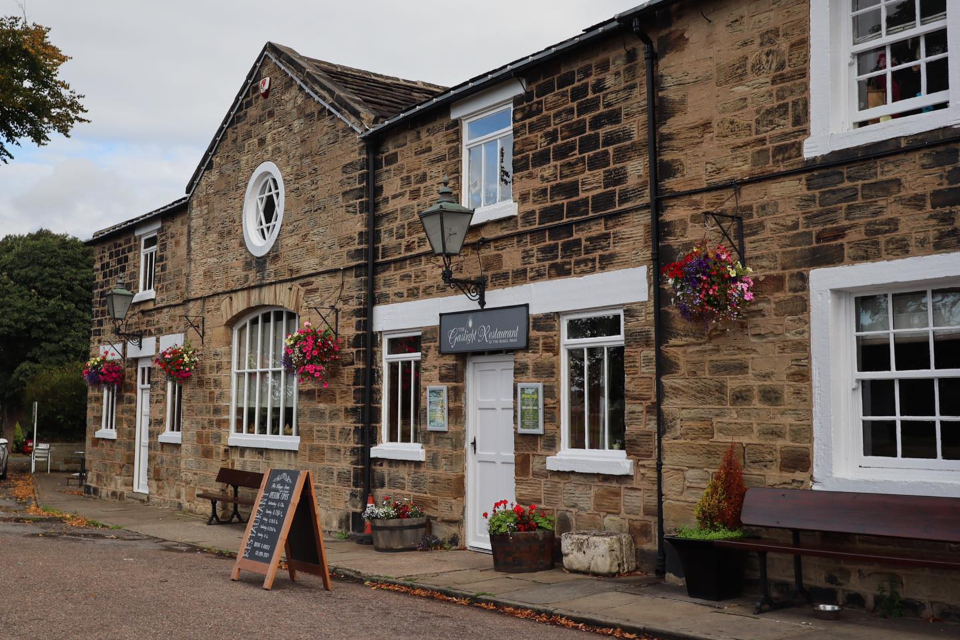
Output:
left=373, top=266, right=648, bottom=333
left=471, top=200, right=518, bottom=226
left=450, top=78, right=526, bottom=120
left=370, top=443, right=425, bottom=462
left=94, top=429, right=117, bottom=440
left=811, top=252, right=960, bottom=497
left=132, top=290, right=156, bottom=304
left=242, top=161, right=285, bottom=257
left=805, top=0, right=960, bottom=158
left=126, top=336, right=156, bottom=359
left=227, top=433, right=300, bottom=452
left=159, top=333, right=185, bottom=352
left=158, top=432, right=182, bottom=445
left=134, top=219, right=161, bottom=236
left=545, top=451, right=634, bottom=476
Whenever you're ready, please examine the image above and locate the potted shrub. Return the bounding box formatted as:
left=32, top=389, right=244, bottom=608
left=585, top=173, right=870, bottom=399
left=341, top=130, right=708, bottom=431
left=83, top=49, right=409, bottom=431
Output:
left=485, top=501, right=556, bottom=573
left=662, top=242, right=754, bottom=327
left=363, top=496, right=428, bottom=552
left=666, top=445, right=749, bottom=601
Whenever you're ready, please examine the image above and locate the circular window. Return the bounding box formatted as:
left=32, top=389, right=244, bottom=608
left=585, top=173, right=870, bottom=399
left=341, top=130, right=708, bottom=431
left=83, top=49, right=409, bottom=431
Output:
left=242, top=161, right=285, bottom=256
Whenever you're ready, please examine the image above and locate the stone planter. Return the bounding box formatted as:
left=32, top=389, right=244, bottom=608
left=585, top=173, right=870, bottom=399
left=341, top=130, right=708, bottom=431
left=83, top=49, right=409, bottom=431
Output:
left=665, top=536, right=747, bottom=601
left=370, top=517, right=428, bottom=552
left=561, top=531, right=636, bottom=576
left=490, top=530, right=555, bottom=573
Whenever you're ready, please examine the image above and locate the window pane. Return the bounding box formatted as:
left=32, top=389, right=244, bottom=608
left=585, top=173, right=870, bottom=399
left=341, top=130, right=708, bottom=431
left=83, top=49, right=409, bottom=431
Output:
left=940, top=379, right=960, bottom=417
left=927, top=57, right=949, bottom=94
left=568, top=314, right=622, bottom=340
left=245, top=374, right=256, bottom=434
left=934, top=330, right=960, bottom=368
left=466, top=109, right=511, bottom=140
left=607, top=346, right=625, bottom=450
left=587, top=347, right=605, bottom=450
left=899, top=378, right=935, bottom=416
left=862, top=379, right=896, bottom=416
left=270, top=372, right=281, bottom=436
left=568, top=348, right=586, bottom=449
left=933, top=288, right=960, bottom=326
left=852, top=0, right=880, bottom=10
left=468, top=145, right=482, bottom=209
left=853, top=8, right=882, bottom=44
left=499, top=134, right=513, bottom=202
left=859, top=75, right=887, bottom=110
left=858, top=335, right=891, bottom=371
left=890, top=37, right=920, bottom=66
left=885, top=0, right=916, bottom=36
left=259, top=373, right=270, bottom=435
left=856, top=295, right=888, bottom=332
left=399, top=360, right=413, bottom=443
left=412, top=362, right=421, bottom=442
left=920, top=0, right=946, bottom=24
left=387, top=361, right=400, bottom=443
left=283, top=373, right=295, bottom=436
left=926, top=29, right=948, bottom=56
left=387, top=335, right=421, bottom=355
left=143, top=235, right=158, bottom=249
left=901, top=421, right=937, bottom=458
left=894, top=331, right=929, bottom=370
left=174, top=385, right=183, bottom=432
left=483, top=139, right=498, bottom=206
left=891, top=66, right=921, bottom=103
left=247, top=319, right=259, bottom=369
left=857, top=47, right=887, bottom=75
left=235, top=375, right=246, bottom=429
left=273, top=311, right=285, bottom=369
left=893, top=291, right=928, bottom=329
left=943, top=422, right=960, bottom=460
left=863, top=420, right=897, bottom=456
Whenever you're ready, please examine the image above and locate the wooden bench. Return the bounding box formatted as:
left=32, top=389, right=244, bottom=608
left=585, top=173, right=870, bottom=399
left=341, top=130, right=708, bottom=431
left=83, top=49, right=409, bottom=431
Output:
left=196, top=468, right=264, bottom=525
left=715, top=488, right=960, bottom=613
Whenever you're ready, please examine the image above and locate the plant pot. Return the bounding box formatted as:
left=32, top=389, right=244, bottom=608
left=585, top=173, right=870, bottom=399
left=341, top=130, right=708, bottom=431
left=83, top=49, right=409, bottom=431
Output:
left=490, top=530, right=555, bottom=573
left=370, top=517, right=428, bottom=552
left=665, top=536, right=747, bottom=601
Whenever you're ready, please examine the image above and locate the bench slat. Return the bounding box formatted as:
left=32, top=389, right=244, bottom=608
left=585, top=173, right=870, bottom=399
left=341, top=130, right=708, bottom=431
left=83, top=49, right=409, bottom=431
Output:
left=741, top=488, right=960, bottom=543
left=197, top=491, right=255, bottom=506
left=715, top=538, right=960, bottom=571
left=213, top=468, right=263, bottom=490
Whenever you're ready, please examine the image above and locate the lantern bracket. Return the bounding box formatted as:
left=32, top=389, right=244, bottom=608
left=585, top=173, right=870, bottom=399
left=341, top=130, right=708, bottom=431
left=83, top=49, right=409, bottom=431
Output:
left=310, top=268, right=345, bottom=338
left=111, top=319, right=144, bottom=350
left=182, top=315, right=205, bottom=345
left=440, top=254, right=487, bottom=309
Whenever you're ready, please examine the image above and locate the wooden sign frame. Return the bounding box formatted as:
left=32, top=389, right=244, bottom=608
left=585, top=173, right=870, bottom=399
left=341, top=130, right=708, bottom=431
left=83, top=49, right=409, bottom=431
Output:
left=231, top=469, right=331, bottom=591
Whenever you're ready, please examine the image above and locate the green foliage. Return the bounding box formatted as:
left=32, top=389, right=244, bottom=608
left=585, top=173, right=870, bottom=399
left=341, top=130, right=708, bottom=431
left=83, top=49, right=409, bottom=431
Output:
left=0, top=16, right=88, bottom=162
left=335, top=531, right=350, bottom=540
left=0, top=230, right=93, bottom=412
left=673, top=525, right=745, bottom=540
left=12, top=421, right=24, bottom=452
left=694, top=445, right=747, bottom=531
left=485, top=501, right=555, bottom=535
left=876, top=576, right=904, bottom=618
left=23, top=362, right=87, bottom=440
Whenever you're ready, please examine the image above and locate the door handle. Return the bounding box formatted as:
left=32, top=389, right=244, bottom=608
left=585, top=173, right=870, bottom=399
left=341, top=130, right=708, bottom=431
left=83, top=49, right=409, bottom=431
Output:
left=471, top=437, right=477, bottom=454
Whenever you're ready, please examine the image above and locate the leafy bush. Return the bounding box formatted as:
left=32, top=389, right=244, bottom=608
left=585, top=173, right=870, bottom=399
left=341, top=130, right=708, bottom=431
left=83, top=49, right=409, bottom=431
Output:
left=694, top=445, right=747, bottom=531
left=12, top=422, right=24, bottom=453
left=24, top=362, right=88, bottom=441
left=484, top=501, right=555, bottom=535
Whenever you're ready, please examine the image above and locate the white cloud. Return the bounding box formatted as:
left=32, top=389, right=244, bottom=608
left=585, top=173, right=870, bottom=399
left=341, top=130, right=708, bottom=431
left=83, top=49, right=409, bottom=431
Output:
left=0, top=0, right=634, bottom=239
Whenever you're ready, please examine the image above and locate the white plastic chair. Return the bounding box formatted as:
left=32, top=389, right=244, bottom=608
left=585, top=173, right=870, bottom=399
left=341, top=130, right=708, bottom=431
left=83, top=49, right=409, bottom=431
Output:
left=32, top=443, right=51, bottom=474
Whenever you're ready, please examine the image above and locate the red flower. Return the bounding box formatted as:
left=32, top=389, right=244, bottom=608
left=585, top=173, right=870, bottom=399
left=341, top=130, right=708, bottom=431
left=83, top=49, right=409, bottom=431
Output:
left=483, top=512, right=489, bottom=519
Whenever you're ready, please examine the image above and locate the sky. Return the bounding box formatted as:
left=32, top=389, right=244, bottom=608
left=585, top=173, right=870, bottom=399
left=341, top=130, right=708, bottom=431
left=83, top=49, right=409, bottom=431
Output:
left=0, top=0, right=636, bottom=241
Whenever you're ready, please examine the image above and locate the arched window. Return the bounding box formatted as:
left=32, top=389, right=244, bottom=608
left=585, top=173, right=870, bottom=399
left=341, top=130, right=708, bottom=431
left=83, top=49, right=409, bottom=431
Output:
left=229, top=308, right=299, bottom=450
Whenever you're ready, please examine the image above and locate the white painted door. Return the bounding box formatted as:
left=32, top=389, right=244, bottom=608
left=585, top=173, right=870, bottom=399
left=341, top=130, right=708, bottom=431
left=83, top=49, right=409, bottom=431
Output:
left=133, top=359, right=151, bottom=494
left=466, top=354, right=515, bottom=551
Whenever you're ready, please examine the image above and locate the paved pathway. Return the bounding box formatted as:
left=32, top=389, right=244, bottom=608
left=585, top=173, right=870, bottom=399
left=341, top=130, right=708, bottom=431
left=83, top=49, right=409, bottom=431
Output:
left=31, top=472, right=960, bottom=640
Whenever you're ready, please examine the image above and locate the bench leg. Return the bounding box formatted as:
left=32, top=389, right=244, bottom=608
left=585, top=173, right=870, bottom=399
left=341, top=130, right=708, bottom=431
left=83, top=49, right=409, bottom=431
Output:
left=790, top=531, right=809, bottom=604
left=229, top=501, right=244, bottom=524
left=755, top=552, right=774, bottom=614
left=207, top=500, right=223, bottom=525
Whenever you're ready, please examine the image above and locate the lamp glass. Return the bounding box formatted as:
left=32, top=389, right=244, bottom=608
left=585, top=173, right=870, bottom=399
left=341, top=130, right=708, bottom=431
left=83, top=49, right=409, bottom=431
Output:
left=106, top=279, right=134, bottom=322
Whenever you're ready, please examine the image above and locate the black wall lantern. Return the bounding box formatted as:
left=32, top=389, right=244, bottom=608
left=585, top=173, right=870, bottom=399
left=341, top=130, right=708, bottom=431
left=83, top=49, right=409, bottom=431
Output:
left=105, top=275, right=143, bottom=349
left=418, top=177, right=487, bottom=308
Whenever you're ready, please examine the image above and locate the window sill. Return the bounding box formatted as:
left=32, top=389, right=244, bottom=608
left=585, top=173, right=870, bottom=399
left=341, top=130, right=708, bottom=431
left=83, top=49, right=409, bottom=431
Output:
left=94, top=429, right=117, bottom=440
left=370, top=443, right=425, bottom=462
left=804, top=108, right=960, bottom=159
left=545, top=451, right=634, bottom=476
left=227, top=433, right=300, bottom=452
left=132, top=290, right=156, bottom=304
left=471, top=200, right=517, bottom=226
left=814, top=474, right=960, bottom=498
left=158, top=432, right=182, bottom=445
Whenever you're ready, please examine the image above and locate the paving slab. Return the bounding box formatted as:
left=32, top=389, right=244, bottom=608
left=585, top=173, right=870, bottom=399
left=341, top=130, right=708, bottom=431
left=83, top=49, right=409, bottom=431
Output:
left=447, top=577, right=533, bottom=595
left=547, top=590, right=644, bottom=613
left=497, top=576, right=622, bottom=605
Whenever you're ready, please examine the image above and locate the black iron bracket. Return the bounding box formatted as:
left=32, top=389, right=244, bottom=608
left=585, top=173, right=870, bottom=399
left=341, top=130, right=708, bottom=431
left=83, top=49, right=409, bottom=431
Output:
left=183, top=315, right=205, bottom=345
left=441, top=268, right=487, bottom=309
left=702, top=211, right=746, bottom=267
left=111, top=319, right=144, bottom=350
left=310, top=268, right=345, bottom=339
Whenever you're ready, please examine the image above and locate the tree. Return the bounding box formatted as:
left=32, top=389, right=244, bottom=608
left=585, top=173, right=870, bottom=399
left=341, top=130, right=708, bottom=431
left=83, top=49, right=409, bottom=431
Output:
left=23, top=362, right=87, bottom=441
left=0, top=230, right=93, bottom=424
left=0, top=16, right=88, bottom=162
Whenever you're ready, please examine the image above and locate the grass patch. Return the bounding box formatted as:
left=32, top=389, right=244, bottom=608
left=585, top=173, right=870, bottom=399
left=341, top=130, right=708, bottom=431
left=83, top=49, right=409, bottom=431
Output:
left=335, top=530, right=350, bottom=540
left=672, top=525, right=744, bottom=540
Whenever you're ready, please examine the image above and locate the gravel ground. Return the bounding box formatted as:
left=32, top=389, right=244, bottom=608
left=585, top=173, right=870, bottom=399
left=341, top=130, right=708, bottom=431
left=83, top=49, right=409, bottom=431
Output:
left=0, top=520, right=591, bottom=640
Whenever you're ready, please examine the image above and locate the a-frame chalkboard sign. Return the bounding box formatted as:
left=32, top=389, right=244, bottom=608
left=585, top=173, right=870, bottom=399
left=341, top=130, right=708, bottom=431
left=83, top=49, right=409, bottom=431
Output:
left=231, top=468, right=331, bottom=591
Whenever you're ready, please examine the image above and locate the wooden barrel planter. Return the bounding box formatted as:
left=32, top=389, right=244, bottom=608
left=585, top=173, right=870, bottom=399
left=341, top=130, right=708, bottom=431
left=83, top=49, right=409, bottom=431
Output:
left=371, top=517, right=428, bottom=552
left=490, top=530, right=555, bottom=573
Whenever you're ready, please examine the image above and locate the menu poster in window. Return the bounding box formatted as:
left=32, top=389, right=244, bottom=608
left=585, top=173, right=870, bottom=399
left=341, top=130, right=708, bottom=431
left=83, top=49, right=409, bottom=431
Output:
left=517, top=383, right=544, bottom=435
left=231, top=468, right=331, bottom=591
left=426, top=385, right=448, bottom=432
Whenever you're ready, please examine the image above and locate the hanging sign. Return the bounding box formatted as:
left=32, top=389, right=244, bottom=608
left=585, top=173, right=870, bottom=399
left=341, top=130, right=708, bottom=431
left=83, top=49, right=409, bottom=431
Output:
left=439, top=304, right=529, bottom=354
left=517, top=383, right=544, bottom=435
left=231, top=468, right=331, bottom=591
left=426, top=385, right=448, bottom=432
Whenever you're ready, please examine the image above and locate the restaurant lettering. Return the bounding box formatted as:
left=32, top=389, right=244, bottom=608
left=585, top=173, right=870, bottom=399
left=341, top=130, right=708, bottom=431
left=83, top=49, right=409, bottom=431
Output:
left=439, top=305, right=529, bottom=354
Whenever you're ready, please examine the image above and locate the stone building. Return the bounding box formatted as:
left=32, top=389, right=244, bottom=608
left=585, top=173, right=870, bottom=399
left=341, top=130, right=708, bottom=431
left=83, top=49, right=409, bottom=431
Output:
left=86, top=0, right=960, bottom=614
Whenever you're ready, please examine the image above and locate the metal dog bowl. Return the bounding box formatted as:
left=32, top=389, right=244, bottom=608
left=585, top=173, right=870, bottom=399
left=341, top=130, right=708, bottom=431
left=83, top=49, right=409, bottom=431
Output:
left=813, top=604, right=842, bottom=620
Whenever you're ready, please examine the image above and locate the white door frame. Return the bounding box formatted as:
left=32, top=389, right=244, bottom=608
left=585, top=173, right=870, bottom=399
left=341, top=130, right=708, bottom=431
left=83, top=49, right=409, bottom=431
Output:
left=465, top=353, right=515, bottom=552
left=133, top=358, right=151, bottom=494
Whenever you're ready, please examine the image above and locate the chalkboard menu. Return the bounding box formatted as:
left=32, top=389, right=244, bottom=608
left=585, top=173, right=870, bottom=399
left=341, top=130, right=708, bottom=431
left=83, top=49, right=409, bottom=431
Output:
left=231, top=469, right=331, bottom=591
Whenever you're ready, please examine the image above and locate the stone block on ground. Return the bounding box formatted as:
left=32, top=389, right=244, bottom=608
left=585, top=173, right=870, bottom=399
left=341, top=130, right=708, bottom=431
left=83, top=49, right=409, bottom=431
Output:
left=561, top=531, right=636, bottom=576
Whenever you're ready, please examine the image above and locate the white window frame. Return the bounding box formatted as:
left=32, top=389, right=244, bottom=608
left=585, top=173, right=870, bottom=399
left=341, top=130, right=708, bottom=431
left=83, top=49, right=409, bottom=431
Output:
left=547, top=308, right=633, bottom=476
left=242, top=161, right=285, bottom=257
left=159, top=380, right=183, bottom=445
left=371, top=331, right=425, bottom=462
left=132, top=220, right=160, bottom=304
left=95, top=385, right=118, bottom=440
left=228, top=307, right=299, bottom=451
left=806, top=0, right=960, bottom=158
left=811, top=253, right=960, bottom=496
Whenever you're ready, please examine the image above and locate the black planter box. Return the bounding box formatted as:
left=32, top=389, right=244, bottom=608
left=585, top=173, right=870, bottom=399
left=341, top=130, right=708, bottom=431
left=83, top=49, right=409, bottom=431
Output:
left=665, top=536, right=748, bottom=601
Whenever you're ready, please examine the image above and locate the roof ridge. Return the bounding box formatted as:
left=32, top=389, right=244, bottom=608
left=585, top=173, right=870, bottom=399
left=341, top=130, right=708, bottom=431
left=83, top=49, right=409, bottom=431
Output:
left=302, top=56, right=447, bottom=93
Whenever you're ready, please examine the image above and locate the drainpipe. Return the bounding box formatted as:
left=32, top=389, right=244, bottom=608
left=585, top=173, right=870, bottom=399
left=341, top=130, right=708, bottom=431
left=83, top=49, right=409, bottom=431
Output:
left=631, top=17, right=667, bottom=577
left=360, top=136, right=378, bottom=538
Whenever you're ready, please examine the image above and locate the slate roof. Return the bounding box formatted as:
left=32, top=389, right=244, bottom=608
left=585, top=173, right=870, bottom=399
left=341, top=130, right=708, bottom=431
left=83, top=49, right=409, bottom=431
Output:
left=88, top=197, right=188, bottom=243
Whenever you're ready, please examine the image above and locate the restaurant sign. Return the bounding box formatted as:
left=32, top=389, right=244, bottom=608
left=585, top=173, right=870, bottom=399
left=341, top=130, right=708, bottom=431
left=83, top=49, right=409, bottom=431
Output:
left=439, top=304, right=529, bottom=354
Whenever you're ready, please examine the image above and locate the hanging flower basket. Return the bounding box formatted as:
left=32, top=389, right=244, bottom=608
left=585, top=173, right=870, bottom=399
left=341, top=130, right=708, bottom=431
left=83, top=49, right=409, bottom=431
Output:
left=662, top=242, right=754, bottom=326
left=154, top=341, right=200, bottom=384
left=82, top=352, right=125, bottom=389
left=282, top=321, right=342, bottom=386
